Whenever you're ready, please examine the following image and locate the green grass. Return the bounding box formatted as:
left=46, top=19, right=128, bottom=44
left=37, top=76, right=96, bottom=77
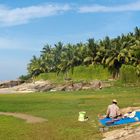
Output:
left=36, top=65, right=110, bottom=83
left=0, top=86, right=140, bottom=140
left=70, top=65, right=110, bottom=81
left=36, top=72, right=64, bottom=83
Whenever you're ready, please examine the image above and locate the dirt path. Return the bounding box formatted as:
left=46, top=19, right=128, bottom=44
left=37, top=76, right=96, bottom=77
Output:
left=0, top=112, right=47, bottom=123
left=103, top=126, right=140, bottom=140
left=120, top=133, right=140, bottom=140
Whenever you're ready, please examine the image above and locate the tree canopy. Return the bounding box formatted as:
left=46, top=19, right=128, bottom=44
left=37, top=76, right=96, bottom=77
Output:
left=27, top=27, right=140, bottom=79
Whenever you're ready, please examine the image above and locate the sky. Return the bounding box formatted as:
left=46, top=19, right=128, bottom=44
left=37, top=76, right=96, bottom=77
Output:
left=0, top=0, right=140, bottom=81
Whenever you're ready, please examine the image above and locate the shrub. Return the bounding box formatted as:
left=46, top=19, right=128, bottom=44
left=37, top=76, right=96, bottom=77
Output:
left=36, top=65, right=110, bottom=82
left=36, top=73, right=64, bottom=83
left=120, top=65, right=140, bottom=84
left=19, top=74, right=31, bottom=81
left=68, top=65, right=110, bottom=81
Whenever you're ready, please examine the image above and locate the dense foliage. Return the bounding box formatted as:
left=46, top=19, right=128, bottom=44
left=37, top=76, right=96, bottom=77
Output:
left=120, top=65, right=140, bottom=84
left=27, top=27, right=140, bottom=79
left=35, top=65, right=110, bottom=82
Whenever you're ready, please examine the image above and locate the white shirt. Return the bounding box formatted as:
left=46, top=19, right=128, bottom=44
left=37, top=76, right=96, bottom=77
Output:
left=107, top=103, right=120, bottom=118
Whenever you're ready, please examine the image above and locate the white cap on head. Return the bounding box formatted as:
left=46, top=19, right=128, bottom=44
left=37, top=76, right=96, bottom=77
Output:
left=112, top=99, right=117, bottom=103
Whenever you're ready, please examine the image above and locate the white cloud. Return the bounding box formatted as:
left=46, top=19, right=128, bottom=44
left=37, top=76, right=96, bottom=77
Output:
left=79, top=1, right=140, bottom=13
left=0, top=1, right=140, bottom=26
left=0, top=4, right=71, bottom=26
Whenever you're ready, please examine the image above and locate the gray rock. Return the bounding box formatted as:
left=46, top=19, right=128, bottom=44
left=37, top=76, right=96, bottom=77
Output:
left=0, top=80, right=24, bottom=88
left=39, top=85, right=54, bottom=92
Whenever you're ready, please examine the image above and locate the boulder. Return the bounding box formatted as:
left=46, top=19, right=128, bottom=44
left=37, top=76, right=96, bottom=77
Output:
left=38, top=84, right=54, bottom=92
left=0, top=80, right=24, bottom=88
left=52, top=85, right=66, bottom=91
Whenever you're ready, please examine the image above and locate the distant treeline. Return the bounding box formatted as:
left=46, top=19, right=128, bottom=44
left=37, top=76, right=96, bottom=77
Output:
left=22, top=27, right=140, bottom=81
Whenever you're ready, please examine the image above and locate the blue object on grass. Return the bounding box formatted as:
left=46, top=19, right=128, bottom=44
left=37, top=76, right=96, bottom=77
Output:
left=99, top=111, right=140, bottom=126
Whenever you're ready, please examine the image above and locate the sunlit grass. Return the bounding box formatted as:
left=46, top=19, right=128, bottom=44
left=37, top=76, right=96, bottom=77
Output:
left=36, top=65, right=110, bottom=83
left=0, top=86, right=140, bottom=139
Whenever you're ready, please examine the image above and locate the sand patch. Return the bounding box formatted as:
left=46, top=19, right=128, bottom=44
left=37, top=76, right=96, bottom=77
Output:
left=120, top=106, right=140, bottom=114
left=102, top=126, right=140, bottom=140
left=0, top=112, right=47, bottom=123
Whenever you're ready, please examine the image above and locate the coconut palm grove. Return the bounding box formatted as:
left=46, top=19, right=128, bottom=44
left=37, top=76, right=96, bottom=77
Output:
left=25, top=27, right=140, bottom=83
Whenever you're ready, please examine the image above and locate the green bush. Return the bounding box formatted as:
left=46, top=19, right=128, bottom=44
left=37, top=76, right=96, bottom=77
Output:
left=19, top=74, right=31, bottom=81
left=36, top=65, right=110, bottom=82
left=70, top=65, right=110, bottom=81
left=120, top=65, right=140, bottom=84
left=36, top=72, right=64, bottom=83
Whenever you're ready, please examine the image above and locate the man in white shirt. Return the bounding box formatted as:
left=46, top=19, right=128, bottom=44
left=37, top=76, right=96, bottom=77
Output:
left=106, top=99, right=121, bottom=118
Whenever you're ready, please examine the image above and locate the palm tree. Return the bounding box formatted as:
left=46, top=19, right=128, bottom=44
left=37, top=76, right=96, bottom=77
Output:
left=57, top=44, right=74, bottom=77
left=84, top=38, right=98, bottom=65
left=27, top=56, right=44, bottom=77
left=26, top=26, right=140, bottom=80
left=53, top=42, right=64, bottom=71
left=134, top=26, right=140, bottom=39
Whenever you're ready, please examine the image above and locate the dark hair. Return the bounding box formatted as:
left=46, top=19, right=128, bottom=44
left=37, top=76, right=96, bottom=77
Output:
left=112, top=101, right=117, bottom=104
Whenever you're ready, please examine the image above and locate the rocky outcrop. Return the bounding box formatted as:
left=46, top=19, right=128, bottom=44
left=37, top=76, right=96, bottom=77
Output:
left=0, top=80, right=24, bottom=88
left=0, top=80, right=111, bottom=93
left=12, top=80, right=52, bottom=92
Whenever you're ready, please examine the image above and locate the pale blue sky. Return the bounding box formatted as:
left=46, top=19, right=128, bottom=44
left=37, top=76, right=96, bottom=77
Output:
left=0, top=0, right=140, bottom=80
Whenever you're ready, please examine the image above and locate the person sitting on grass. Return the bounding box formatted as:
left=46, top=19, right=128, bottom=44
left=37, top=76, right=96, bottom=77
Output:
left=106, top=99, right=122, bottom=118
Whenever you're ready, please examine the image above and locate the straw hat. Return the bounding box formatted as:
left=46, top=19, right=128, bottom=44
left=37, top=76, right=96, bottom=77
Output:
left=112, top=99, right=117, bottom=103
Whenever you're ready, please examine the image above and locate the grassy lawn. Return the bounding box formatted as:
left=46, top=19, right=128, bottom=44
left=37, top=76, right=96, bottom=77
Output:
left=0, top=86, right=140, bottom=140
